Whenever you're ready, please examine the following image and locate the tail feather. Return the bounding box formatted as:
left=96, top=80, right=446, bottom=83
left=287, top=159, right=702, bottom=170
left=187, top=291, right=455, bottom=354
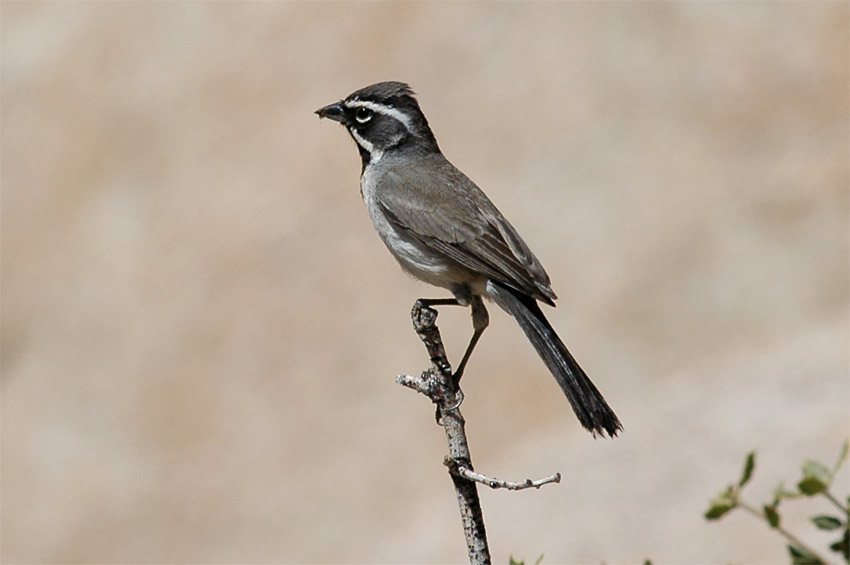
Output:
left=487, top=280, right=622, bottom=437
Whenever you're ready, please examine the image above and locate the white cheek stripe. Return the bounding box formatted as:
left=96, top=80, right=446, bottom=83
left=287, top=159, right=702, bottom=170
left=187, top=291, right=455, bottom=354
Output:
left=350, top=127, right=383, bottom=164
left=344, top=99, right=414, bottom=134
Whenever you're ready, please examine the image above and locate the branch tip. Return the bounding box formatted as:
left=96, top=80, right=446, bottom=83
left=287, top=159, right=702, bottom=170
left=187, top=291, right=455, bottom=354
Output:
left=445, top=457, right=561, bottom=491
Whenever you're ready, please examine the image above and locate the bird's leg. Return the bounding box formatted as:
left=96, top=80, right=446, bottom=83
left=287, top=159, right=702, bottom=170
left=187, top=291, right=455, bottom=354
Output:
left=417, top=297, right=462, bottom=308
left=452, top=295, right=489, bottom=389
left=412, top=294, right=489, bottom=391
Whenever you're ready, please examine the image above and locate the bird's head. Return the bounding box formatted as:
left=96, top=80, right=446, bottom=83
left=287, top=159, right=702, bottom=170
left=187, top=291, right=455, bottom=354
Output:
left=316, top=81, right=439, bottom=169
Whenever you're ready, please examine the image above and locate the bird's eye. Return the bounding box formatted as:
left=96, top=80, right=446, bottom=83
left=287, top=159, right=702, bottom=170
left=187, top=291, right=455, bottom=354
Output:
left=355, top=107, right=373, bottom=123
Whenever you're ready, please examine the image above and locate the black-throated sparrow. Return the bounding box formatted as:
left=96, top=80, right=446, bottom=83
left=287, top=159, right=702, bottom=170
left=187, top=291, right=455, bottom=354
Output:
left=316, top=82, right=621, bottom=437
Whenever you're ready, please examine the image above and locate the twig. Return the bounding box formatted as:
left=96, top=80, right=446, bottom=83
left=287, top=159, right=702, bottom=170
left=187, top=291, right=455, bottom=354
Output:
left=397, top=300, right=490, bottom=565
left=824, top=490, right=849, bottom=519
left=397, top=299, right=564, bottom=564
left=738, top=501, right=829, bottom=563
left=446, top=458, right=561, bottom=491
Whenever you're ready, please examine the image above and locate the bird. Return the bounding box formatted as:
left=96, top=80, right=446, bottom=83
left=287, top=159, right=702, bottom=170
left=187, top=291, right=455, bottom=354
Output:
left=315, top=81, right=621, bottom=437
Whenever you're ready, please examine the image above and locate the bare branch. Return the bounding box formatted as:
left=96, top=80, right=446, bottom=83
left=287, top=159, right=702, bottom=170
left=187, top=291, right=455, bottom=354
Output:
left=400, top=299, right=491, bottom=564
left=398, top=298, right=564, bottom=564
left=446, top=458, right=562, bottom=491
left=396, top=371, right=434, bottom=397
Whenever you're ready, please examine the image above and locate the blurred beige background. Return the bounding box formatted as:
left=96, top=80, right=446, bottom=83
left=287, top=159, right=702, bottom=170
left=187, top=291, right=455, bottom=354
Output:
left=2, top=2, right=848, bottom=563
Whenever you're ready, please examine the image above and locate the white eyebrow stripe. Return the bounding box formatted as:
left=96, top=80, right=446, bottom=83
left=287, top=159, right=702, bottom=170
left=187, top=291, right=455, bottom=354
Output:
left=344, top=99, right=413, bottom=134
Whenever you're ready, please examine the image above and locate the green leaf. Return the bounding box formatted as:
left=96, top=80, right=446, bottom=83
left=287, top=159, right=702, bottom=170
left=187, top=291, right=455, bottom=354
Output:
left=799, top=477, right=828, bottom=496
left=802, top=459, right=833, bottom=482
left=799, top=460, right=832, bottom=495
left=705, top=488, right=737, bottom=520
left=787, top=544, right=824, bottom=565
left=764, top=504, right=780, bottom=528
left=834, top=439, right=849, bottom=474
left=829, top=528, right=849, bottom=561
left=511, top=556, right=544, bottom=565
left=811, top=515, right=843, bottom=531
left=739, top=451, right=756, bottom=487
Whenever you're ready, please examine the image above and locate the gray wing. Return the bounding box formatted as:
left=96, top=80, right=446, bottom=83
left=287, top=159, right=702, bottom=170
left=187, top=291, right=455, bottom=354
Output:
left=376, top=153, right=557, bottom=304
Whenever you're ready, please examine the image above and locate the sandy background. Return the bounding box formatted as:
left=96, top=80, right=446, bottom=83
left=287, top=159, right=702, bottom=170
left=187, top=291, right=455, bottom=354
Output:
left=2, top=2, right=848, bottom=563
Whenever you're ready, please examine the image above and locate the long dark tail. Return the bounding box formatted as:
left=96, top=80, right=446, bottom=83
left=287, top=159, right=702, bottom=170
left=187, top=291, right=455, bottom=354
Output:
left=487, top=280, right=622, bottom=437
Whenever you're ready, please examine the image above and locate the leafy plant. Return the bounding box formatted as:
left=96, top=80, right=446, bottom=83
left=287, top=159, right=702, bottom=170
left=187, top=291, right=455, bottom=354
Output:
left=705, top=441, right=849, bottom=564
left=508, top=555, right=544, bottom=565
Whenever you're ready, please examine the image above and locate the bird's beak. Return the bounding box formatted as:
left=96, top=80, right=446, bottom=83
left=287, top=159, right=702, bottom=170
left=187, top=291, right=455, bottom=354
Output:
left=315, top=101, right=346, bottom=124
